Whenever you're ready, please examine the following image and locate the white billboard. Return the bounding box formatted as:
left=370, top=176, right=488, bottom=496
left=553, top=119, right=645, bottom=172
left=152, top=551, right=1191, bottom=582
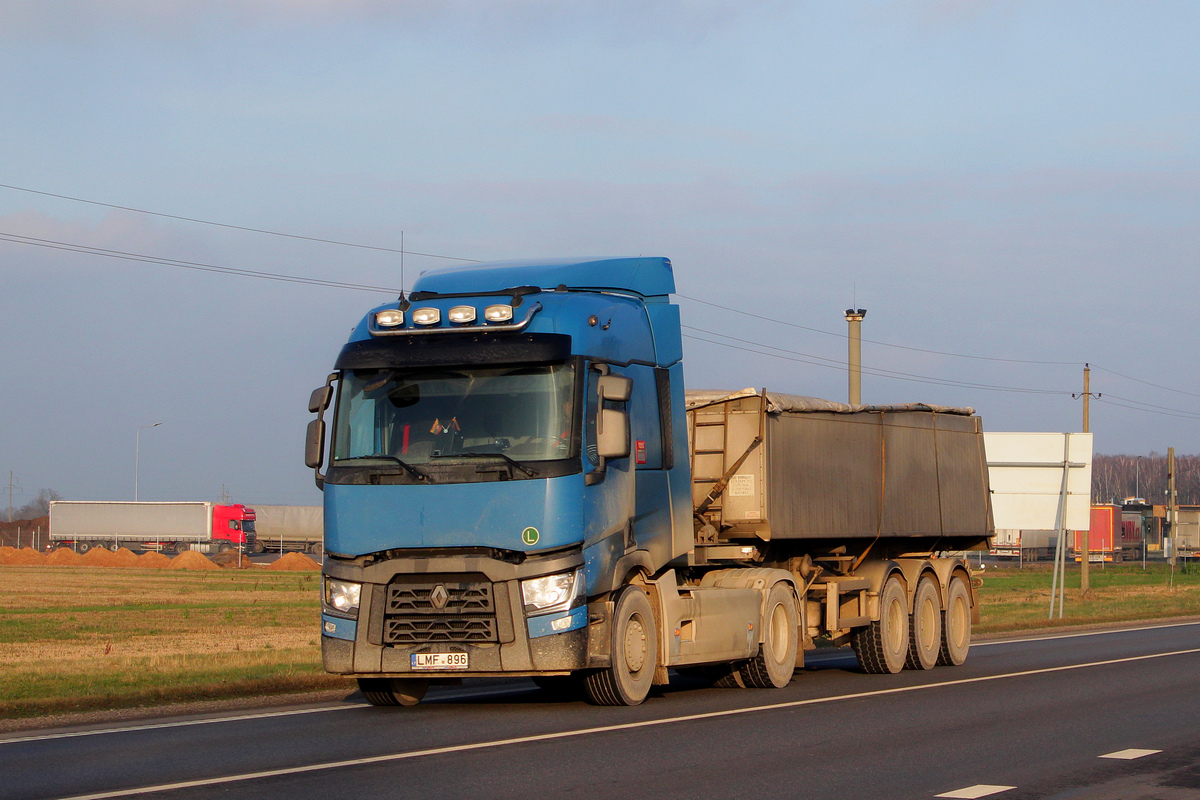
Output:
left=984, top=432, right=1093, bottom=531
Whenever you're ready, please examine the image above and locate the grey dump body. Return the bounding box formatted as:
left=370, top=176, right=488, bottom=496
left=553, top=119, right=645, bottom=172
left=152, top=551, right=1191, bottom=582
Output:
left=688, top=389, right=993, bottom=554
left=252, top=505, right=323, bottom=553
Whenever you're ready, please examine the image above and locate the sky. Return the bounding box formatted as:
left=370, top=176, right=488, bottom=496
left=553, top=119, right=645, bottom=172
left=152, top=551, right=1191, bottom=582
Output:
left=1, top=1, right=1197, bottom=508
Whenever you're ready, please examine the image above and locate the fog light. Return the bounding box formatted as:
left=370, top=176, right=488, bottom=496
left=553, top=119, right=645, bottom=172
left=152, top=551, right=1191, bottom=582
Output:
left=375, top=309, right=404, bottom=327
left=484, top=305, right=514, bottom=322
left=412, top=307, right=441, bottom=325
left=551, top=616, right=573, bottom=631
left=448, top=305, right=476, bottom=323
left=324, top=621, right=337, bottom=633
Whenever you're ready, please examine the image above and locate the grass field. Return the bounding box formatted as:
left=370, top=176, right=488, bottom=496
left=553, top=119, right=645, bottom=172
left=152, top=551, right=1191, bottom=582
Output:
left=0, top=566, right=351, bottom=719
left=3, top=562, right=1200, bottom=720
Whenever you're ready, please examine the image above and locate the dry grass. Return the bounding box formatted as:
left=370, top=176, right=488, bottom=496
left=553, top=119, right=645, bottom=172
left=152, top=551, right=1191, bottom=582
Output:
left=0, top=566, right=350, bottom=718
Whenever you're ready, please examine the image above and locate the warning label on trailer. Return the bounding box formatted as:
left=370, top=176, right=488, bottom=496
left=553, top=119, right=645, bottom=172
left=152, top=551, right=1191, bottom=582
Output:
left=728, top=473, right=755, bottom=497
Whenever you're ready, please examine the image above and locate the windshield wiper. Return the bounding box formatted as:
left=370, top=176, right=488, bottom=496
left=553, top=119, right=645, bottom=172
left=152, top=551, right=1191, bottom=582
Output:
left=431, top=451, right=538, bottom=477
left=337, top=454, right=430, bottom=481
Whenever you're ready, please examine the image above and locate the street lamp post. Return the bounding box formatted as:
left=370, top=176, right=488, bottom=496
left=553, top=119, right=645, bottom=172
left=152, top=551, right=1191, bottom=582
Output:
left=135, top=423, right=162, bottom=502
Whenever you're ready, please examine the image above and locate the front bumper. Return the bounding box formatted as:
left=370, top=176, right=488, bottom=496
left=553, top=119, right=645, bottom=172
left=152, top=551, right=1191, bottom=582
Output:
left=321, top=549, right=604, bottom=677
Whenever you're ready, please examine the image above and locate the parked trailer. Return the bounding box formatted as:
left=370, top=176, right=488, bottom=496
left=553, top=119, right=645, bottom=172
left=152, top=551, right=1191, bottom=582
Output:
left=305, top=257, right=993, bottom=707
left=48, top=501, right=256, bottom=554
left=250, top=505, right=323, bottom=554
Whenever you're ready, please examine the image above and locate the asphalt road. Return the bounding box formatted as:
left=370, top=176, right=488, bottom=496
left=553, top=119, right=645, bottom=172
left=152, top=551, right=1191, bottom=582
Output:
left=6, top=622, right=1200, bottom=800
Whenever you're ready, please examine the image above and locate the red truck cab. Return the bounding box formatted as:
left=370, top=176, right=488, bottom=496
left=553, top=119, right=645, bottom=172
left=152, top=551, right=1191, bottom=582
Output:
left=213, top=504, right=257, bottom=550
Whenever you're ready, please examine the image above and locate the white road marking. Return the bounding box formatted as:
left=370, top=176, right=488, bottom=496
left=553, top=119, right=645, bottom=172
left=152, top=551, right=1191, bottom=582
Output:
left=9, top=621, right=1195, bottom=747
left=0, top=685, right=535, bottom=746
left=50, top=645, right=1200, bottom=800
left=1100, top=748, right=1162, bottom=759
left=935, top=785, right=1015, bottom=799
left=975, top=619, right=1200, bottom=647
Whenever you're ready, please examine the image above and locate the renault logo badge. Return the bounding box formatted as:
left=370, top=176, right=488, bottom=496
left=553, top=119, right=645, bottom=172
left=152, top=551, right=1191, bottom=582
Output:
left=429, top=584, right=450, bottom=610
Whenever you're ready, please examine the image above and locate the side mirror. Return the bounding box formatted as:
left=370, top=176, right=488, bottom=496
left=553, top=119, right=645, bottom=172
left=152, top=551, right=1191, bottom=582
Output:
left=596, top=408, right=629, bottom=459
left=597, top=374, right=632, bottom=402
left=309, top=386, right=333, bottom=414
left=305, top=418, right=326, bottom=469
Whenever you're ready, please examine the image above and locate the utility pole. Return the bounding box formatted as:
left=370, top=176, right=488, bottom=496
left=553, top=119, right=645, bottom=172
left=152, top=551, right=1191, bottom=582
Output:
left=1075, top=364, right=1099, bottom=593
left=845, top=308, right=866, bottom=405
left=1169, top=447, right=1178, bottom=587
left=8, top=471, right=13, bottom=523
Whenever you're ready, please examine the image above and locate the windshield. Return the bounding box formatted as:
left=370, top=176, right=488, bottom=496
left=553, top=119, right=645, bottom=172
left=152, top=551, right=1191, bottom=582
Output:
left=333, top=363, right=575, bottom=466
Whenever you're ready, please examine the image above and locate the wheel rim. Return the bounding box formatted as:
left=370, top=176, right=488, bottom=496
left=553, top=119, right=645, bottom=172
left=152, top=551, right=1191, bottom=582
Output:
left=950, top=595, right=969, bottom=647
left=624, top=614, right=647, bottom=673
left=768, top=602, right=789, bottom=662
left=885, top=595, right=905, bottom=653
left=919, top=595, right=938, bottom=650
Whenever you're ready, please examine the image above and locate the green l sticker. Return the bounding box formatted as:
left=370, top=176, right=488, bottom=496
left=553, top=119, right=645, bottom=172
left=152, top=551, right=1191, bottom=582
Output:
left=521, top=527, right=540, bottom=546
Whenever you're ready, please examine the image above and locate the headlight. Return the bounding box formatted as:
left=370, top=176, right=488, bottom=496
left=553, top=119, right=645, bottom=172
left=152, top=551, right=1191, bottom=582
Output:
left=324, top=577, right=362, bottom=614
left=521, top=568, right=584, bottom=614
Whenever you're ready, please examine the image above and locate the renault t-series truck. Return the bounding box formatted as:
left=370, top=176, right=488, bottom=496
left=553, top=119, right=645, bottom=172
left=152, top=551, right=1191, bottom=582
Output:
left=306, top=257, right=993, bottom=707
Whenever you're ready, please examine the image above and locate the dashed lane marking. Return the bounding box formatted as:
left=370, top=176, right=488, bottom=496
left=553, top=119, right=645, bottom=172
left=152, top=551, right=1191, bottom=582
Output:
left=935, top=786, right=1015, bottom=799
left=1100, top=748, right=1162, bottom=759
left=48, top=646, right=1200, bottom=800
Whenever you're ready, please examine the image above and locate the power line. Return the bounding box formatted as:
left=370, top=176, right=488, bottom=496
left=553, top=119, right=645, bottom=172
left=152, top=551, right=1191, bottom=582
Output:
left=681, top=330, right=1073, bottom=396
left=1094, top=396, right=1200, bottom=422
left=1090, top=365, right=1200, bottom=400
left=677, top=293, right=1080, bottom=366
left=0, top=231, right=401, bottom=294
left=0, top=182, right=482, bottom=263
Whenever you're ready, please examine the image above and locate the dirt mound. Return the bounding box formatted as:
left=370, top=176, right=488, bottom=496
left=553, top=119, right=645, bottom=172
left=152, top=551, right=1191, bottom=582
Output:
left=137, top=551, right=173, bottom=569
left=167, top=550, right=220, bottom=570
left=267, top=552, right=321, bottom=571
left=210, top=551, right=257, bottom=569
left=81, top=546, right=124, bottom=567
left=45, top=547, right=85, bottom=566
left=0, top=547, right=47, bottom=565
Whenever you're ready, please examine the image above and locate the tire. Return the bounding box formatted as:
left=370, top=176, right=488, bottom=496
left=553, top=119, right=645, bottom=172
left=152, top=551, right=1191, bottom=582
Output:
left=905, top=576, right=942, bottom=670
left=706, top=664, right=747, bottom=688
left=108, top=543, right=121, bottom=552
left=251, top=540, right=265, bottom=555
left=218, top=542, right=233, bottom=554
left=357, top=677, right=429, bottom=707
left=852, top=575, right=908, bottom=674
left=76, top=542, right=91, bottom=554
left=583, top=586, right=657, bottom=706
left=739, top=582, right=799, bottom=688
left=938, top=575, right=972, bottom=666
left=173, top=542, right=190, bottom=554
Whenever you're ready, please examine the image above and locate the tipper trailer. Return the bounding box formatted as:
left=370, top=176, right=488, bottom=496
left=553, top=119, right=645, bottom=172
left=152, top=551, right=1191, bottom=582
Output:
left=305, top=257, right=993, bottom=706
left=48, top=501, right=257, bottom=554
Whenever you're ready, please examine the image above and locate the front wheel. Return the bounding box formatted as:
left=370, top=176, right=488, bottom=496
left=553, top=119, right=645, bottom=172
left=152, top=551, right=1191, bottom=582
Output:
left=357, top=677, right=429, bottom=707
left=739, top=582, right=799, bottom=688
left=584, top=586, right=657, bottom=706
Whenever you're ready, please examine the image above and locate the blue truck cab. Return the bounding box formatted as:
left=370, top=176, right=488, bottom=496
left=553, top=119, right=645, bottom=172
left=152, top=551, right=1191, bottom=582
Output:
left=308, top=257, right=698, bottom=705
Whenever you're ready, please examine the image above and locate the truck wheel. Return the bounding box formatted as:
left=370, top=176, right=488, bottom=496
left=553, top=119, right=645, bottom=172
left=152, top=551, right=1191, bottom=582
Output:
left=357, top=677, right=429, bottom=707
left=937, top=575, right=972, bottom=666
left=173, top=542, right=190, bottom=554
left=108, top=543, right=121, bottom=552
left=905, top=576, right=942, bottom=670
left=583, top=586, right=657, bottom=706
left=218, top=542, right=233, bottom=554
left=739, top=582, right=798, bottom=688
left=76, top=542, right=91, bottom=554
left=852, top=575, right=908, bottom=674
left=252, top=541, right=265, bottom=555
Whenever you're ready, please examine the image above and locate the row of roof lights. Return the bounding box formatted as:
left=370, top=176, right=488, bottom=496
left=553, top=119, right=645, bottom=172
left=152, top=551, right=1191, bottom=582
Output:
left=375, top=304, right=515, bottom=328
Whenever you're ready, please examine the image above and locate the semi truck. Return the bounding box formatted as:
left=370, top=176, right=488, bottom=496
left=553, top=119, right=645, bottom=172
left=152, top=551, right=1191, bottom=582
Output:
left=305, top=257, right=993, bottom=707
left=48, top=501, right=257, bottom=554
left=250, top=505, right=324, bottom=554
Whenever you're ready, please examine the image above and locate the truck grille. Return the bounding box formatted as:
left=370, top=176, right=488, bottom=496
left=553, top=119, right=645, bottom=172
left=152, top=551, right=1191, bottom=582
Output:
left=383, top=580, right=498, bottom=644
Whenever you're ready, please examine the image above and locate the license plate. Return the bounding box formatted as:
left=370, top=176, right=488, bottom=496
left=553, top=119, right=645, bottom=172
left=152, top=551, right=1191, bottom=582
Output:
left=411, top=652, right=469, bottom=670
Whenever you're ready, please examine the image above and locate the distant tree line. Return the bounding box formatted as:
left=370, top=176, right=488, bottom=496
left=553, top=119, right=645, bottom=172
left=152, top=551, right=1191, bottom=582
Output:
left=1093, top=454, right=1200, bottom=506
left=5, top=488, right=62, bottom=522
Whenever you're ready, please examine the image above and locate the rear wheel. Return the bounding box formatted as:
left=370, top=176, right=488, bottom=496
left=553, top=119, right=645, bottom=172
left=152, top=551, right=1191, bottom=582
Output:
left=76, top=542, right=91, bottom=554
left=852, top=575, right=908, bottom=674
left=108, top=543, right=121, bottom=552
left=173, top=542, right=190, bottom=554
left=739, top=582, right=799, bottom=688
left=357, top=677, right=429, bottom=707
left=583, top=586, right=657, bottom=706
left=218, top=542, right=234, bottom=554
left=938, top=576, right=972, bottom=666
left=905, top=576, right=941, bottom=670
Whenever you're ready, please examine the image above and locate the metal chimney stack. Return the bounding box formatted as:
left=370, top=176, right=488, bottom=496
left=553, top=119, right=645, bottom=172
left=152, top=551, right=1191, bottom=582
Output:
left=845, top=308, right=866, bottom=405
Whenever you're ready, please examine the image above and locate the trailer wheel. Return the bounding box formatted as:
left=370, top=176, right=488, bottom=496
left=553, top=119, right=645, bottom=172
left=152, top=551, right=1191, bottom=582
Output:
left=76, top=542, right=91, bottom=554
left=937, top=576, right=972, bottom=666
left=108, top=543, right=121, bottom=553
left=852, top=575, right=908, bottom=674
left=583, top=585, right=657, bottom=706
left=173, top=542, right=190, bottom=554
left=905, top=576, right=942, bottom=670
left=739, top=582, right=799, bottom=688
left=357, top=677, right=429, bottom=707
